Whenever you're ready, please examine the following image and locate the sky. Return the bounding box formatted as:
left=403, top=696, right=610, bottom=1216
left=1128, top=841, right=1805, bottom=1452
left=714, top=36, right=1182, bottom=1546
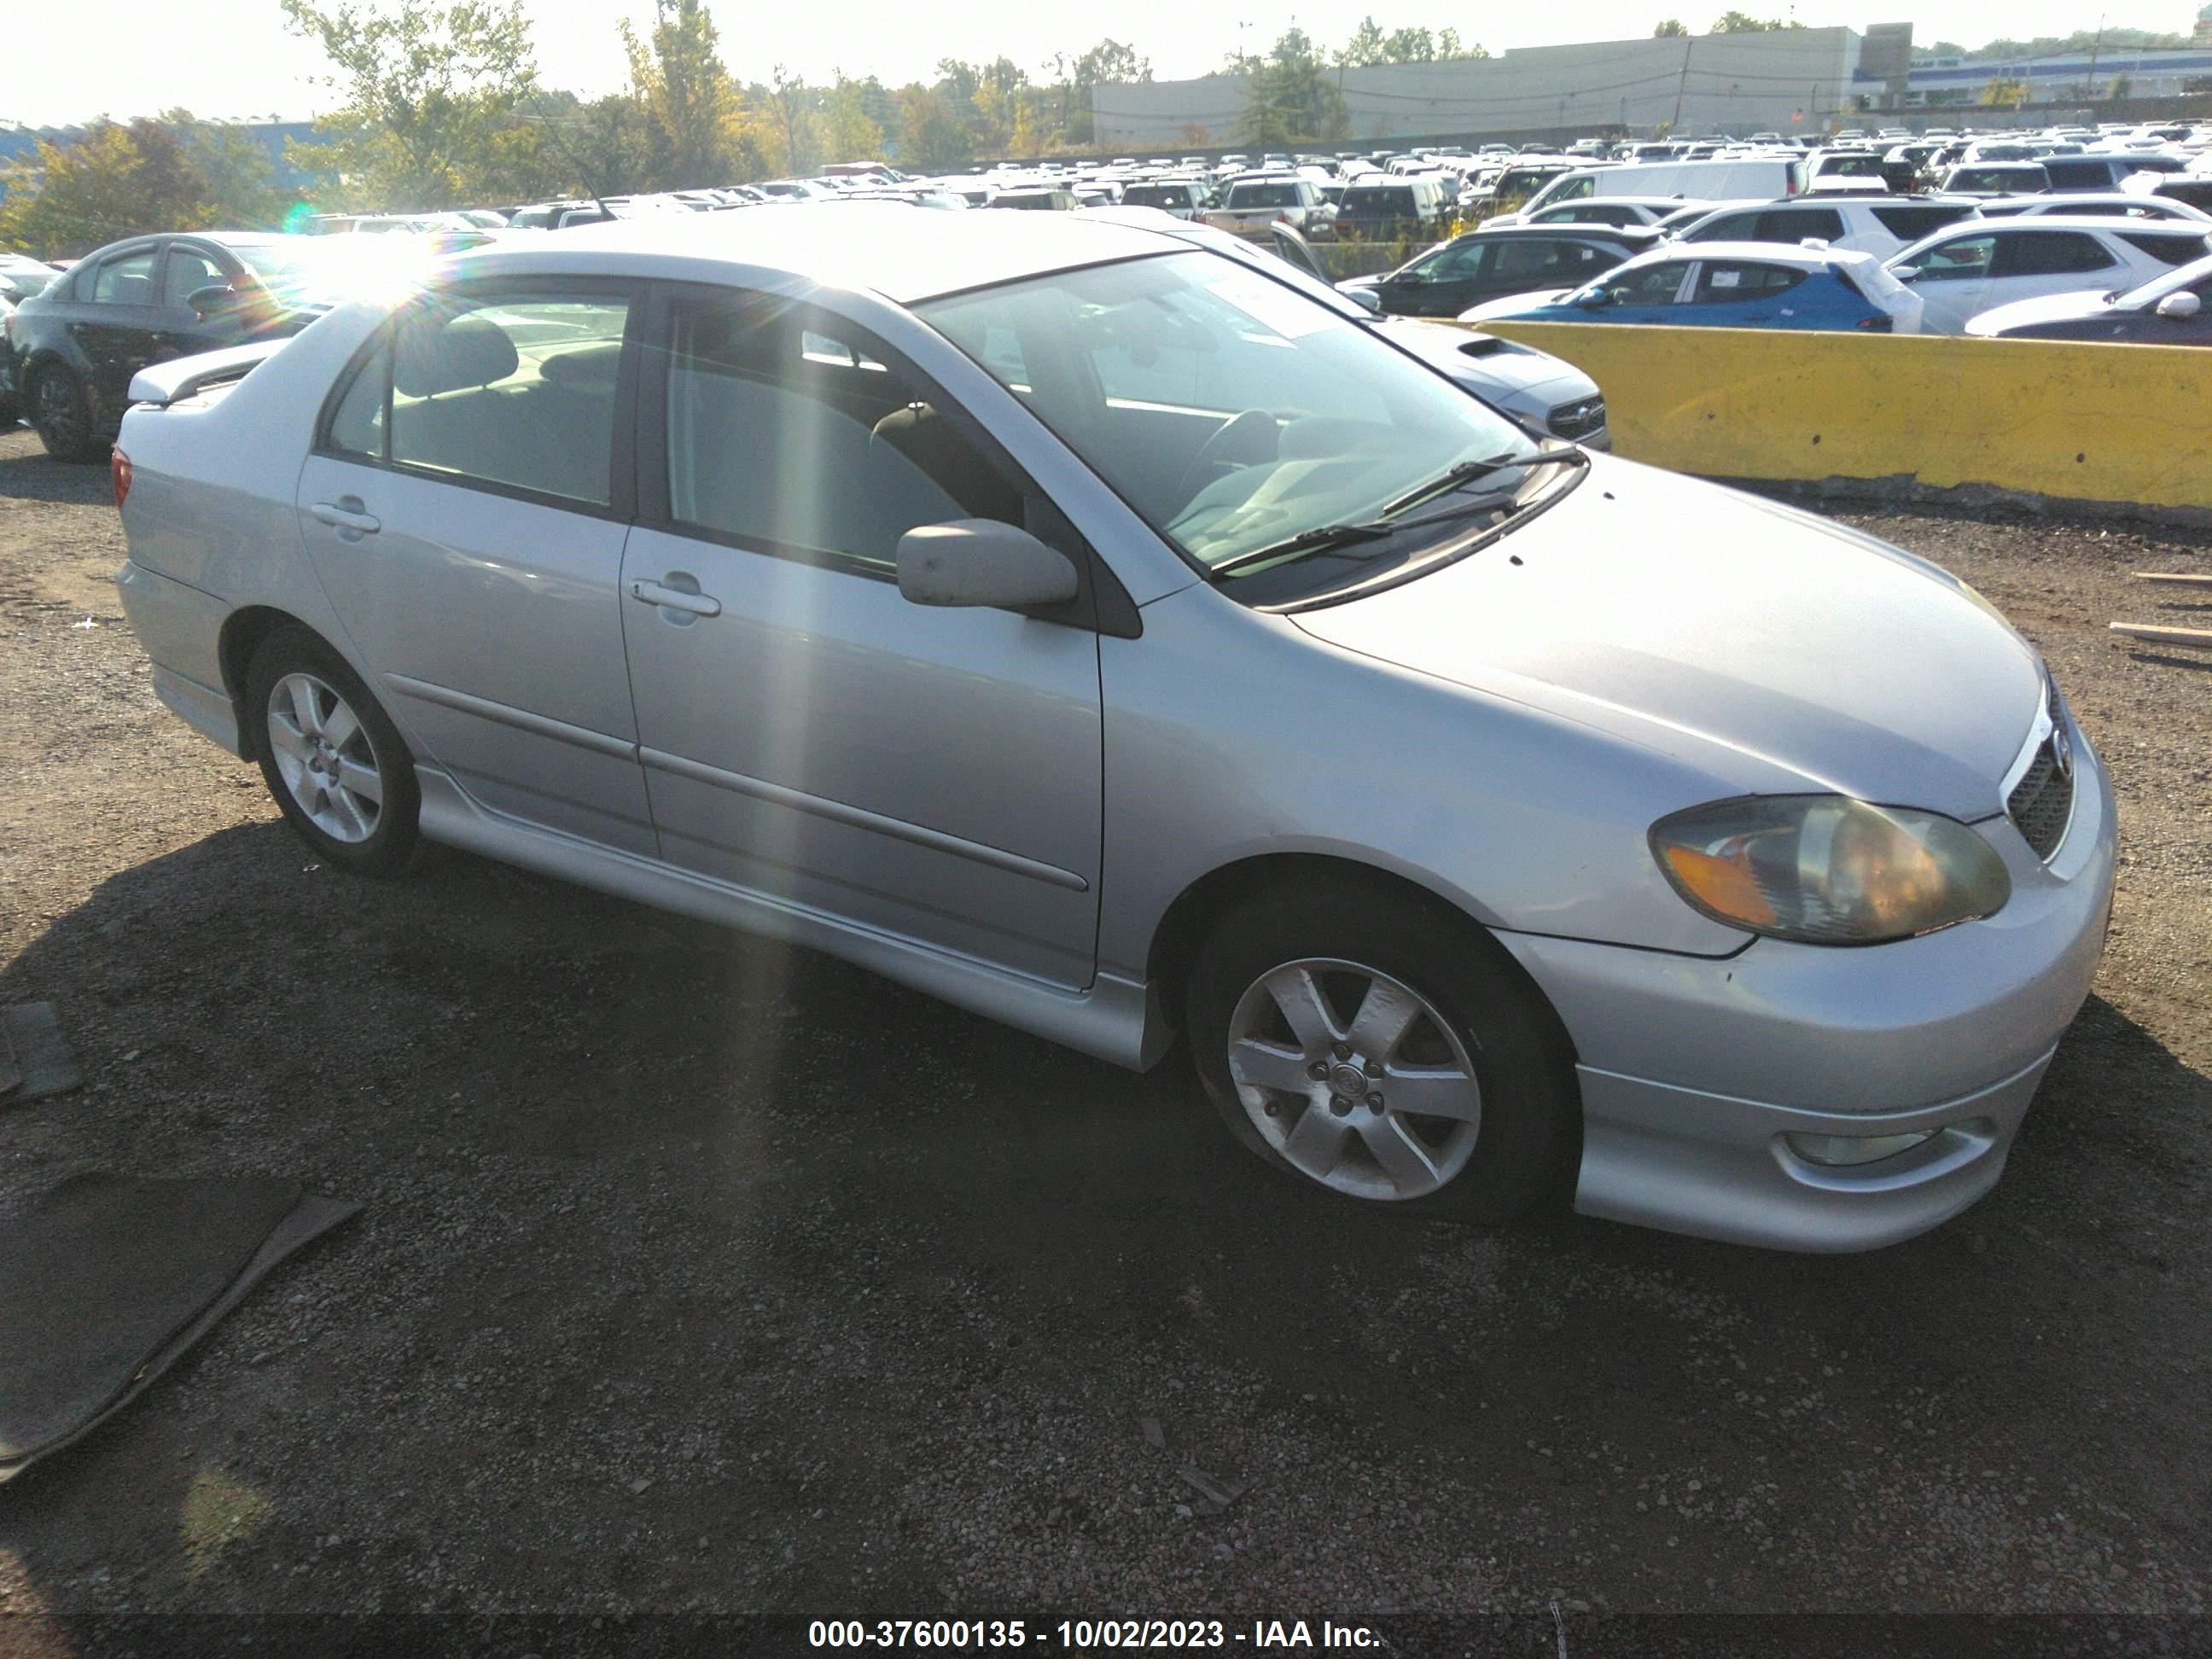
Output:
left=6, top=1, right=2202, bottom=128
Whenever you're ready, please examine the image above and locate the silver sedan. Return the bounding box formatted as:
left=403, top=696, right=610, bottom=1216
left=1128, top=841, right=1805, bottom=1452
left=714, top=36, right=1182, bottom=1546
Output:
left=112, top=207, right=2114, bottom=1250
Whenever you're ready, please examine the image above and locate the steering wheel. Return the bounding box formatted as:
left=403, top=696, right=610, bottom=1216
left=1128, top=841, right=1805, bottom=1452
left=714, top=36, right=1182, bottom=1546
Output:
left=1172, top=409, right=1280, bottom=512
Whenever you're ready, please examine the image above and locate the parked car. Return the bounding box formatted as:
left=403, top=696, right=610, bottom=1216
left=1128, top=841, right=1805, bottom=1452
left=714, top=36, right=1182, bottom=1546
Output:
left=1506, top=157, right=1809, bottom=222
left=2042, top=154, right=2189, bottom=192
left=1332, top=177, right=1451, bottom=240
left=1341, top=227, right=1663, bottom=317
left=989, top=189, right=1080, bottom=212
left=1201, top=176, right=1337, bottom=240
left=1522, top=196, right=1697, bottom=229
left=1976, top=192, right=2212, bottom=224
left=1885, top=217, right=2212, bottom=333
left=1965, top=250, right=2212, bottom=343
left=1462, top=242, right=1924, bottom=334
left=1674, top=196, right=1981, bottom=259
left=1119, top=179, right=1210, bottom=219
left=8, top=232, right=355, bottom=461
left=1937, top=161, right=2052, bottom=198
left=111, top=207, right=2110, bottom=1250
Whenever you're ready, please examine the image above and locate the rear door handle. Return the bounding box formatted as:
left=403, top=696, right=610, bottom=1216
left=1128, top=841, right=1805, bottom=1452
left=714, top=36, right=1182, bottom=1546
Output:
left=311, top=500, right=381, bottom=535
left=629, top=578, right=722, bottom=618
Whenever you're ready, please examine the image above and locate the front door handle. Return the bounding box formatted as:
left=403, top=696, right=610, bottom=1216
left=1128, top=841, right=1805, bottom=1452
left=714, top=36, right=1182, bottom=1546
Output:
left=311, top=499, right=381, bottom=535
left=629, top=578, right=722, bottom=618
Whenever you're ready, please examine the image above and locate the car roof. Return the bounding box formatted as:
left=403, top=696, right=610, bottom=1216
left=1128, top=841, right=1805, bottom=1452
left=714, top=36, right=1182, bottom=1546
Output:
left=1466, top=224, right=1660, bottom=243
left=1924, top=214, right=2208, bottom=236
left=1619, top=241, right=1877, bottom=271
left=441, top=203, right=1179, bottom=304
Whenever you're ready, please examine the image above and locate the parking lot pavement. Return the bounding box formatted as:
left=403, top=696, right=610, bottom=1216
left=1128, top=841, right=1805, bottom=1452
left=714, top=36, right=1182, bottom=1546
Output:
left=1, top=423, right=2208, bottom=1630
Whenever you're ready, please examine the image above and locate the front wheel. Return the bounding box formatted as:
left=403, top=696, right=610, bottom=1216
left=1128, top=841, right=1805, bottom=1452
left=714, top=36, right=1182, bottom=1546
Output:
left=1185, top=882, right=1579, bottom=1221
left=245, top=627, right=420, bottom=876
left=31, top=363, right=102, bottom=462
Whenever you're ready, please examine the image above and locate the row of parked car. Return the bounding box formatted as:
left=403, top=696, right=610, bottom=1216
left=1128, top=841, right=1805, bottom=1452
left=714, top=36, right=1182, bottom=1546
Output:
left=1332, top=186, right=2212, bottom=342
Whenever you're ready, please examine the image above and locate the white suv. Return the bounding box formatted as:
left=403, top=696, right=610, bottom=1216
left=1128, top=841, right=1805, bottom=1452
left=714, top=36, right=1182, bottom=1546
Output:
left=1886, top=215, right=2212, bottom=332
left=1675, top=197, right=1981, bottom=259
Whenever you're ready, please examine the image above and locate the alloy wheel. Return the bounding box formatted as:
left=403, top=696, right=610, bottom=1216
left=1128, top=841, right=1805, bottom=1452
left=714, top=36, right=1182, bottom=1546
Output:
left=265, top=672, right=383, bottom=844
left=1225, top=957, right=1482, bottom=1202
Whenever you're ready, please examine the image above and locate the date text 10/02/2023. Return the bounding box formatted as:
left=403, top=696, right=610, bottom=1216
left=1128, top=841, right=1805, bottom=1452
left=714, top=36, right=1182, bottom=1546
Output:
left=806, top=1619, right=1382, bottom=1649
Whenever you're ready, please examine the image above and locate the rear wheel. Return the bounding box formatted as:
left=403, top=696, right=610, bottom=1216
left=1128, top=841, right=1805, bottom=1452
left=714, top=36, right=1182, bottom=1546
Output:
left=245, top=628, right=420, bottom=876
left=31, top=363, right=102, bottom=463
left=1185, top=881, right=1579, bottom=1221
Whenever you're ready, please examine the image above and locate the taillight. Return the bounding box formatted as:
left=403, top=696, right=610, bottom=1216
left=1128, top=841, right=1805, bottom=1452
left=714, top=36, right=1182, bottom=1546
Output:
left=1856, top=315, right=1895, bottom=332
left=111, top=448, right=132, bottom=509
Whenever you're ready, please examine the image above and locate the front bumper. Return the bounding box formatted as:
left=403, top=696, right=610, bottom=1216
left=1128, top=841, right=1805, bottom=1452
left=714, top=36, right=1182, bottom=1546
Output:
left=1497, top=714, right=2116, bottom=1251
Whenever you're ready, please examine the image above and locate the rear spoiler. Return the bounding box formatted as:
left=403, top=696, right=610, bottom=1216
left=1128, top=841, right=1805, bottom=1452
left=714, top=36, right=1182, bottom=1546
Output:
left=127, top=339, right=289, bottom=408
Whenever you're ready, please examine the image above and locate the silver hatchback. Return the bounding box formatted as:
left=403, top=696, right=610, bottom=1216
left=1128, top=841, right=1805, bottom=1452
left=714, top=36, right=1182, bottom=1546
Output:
left=113, top=208, right=2115, bottom=1251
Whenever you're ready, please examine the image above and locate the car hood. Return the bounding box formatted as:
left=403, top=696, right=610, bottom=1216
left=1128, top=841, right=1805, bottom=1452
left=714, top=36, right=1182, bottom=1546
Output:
left=1965, top=287, right=2118, bottom=335
left=1458, top=288, right=1576, bottom=322
left=1289, top=458, right=2046, bottom=819
left=1373, top=317, right=1597, bottom=403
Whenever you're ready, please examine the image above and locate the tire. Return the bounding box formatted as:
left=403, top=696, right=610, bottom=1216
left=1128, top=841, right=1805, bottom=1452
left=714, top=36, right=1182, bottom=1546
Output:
left=1185, top=879, right=1579, bottom=1223
left=245, top=627, right=421, bottom=876
left=31, top=363, right=103, bottom=463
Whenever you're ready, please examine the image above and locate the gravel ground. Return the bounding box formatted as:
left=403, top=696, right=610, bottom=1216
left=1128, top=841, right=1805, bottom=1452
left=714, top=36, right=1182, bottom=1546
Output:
left=0, top=427, right=2207, bottom=1648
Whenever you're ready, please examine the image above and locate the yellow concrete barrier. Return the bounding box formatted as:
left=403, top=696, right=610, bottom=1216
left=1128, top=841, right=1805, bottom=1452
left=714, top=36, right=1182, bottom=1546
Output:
left=1476, top=322, right=2212, bottom=513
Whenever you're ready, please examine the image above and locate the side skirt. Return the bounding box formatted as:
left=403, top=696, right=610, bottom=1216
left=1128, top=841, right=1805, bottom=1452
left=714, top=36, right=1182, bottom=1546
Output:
left=413, top=766, right=1172, bottom=1072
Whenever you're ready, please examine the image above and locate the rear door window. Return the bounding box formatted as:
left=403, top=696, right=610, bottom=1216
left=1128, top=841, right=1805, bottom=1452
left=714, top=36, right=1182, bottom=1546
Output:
left=1691, top=262, right=1808, bottom=302
left=2044, top=161, right=2110, bottom=190
left=1755, top=208, right=1845, bottom=242
left=328, top=288, right=633, bottom=509
left=2119, top=232, right=2210, bottom=267
left=1990, top=231, right=2118, bottom=278
left=89, top=249, right=158, bottom=306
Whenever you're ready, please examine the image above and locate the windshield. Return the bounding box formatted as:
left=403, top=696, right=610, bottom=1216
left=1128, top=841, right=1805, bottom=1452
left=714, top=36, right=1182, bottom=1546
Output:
left=917, top=252, right=1539, bottom=576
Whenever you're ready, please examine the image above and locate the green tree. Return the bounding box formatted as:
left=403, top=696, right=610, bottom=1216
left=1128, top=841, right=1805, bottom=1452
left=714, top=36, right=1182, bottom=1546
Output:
left=280, top=0, right=552, bottom=208
left=760, top=67, right=823, bottom=178
left=620, top=0, right=732, bottom=190
left=1710, top=11, right=1778, bottom=32
left=1654, top=18, right=1691, bottom=38
left=1435, top=28, right=1488, bottom=59
left=0, top=116, right=279, bottom=258
left=1381, top=26, right=1435, bottom=62
left=823, top=74, right=886, bottom=163
left=1336, top=16, right=1388, bottom=66
left=1241, top=29, right=1348, bottom=148
left=898, top=84, right=973, bottom=171
left=1978, top=75, right=2030, bottom=107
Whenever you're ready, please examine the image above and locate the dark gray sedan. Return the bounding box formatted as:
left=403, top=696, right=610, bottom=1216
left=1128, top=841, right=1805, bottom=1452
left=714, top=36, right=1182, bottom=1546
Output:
left=1965, top=251, right=2212, bottom=344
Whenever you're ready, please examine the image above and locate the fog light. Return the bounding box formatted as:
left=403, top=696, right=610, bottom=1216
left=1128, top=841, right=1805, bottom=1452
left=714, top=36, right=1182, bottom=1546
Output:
left=1785, top=1128, right=1940, bottom=1167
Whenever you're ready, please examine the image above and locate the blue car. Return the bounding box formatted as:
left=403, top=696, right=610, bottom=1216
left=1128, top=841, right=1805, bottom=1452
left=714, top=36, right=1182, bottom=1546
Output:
left=1459, top=242, right=1925, bottom=333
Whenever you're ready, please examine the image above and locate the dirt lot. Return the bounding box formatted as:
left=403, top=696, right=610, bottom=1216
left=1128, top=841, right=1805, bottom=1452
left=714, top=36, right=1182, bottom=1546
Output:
left=1, top=425, right=2208, bottom=1648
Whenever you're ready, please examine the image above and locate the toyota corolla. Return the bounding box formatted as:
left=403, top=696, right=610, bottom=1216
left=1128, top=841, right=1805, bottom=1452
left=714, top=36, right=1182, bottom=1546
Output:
left=110, top=208, right=2114, bottom=1250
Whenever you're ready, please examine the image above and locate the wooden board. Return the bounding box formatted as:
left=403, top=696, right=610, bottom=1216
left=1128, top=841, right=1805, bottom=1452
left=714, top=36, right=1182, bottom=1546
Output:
left=2110, top=622, right=2212, bottom=648
left=2132, top=572, right=2212, bottom=587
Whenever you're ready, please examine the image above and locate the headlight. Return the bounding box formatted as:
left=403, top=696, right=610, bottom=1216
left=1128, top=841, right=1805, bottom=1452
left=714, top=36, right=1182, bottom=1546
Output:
left=1650, top=795, right=2011, bottom=946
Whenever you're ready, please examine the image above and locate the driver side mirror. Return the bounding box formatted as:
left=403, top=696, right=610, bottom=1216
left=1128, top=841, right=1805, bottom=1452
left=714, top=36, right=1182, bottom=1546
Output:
left=186, top=282, right=245, bottom=323
left=897, top=520, right=1078, bottom=612
left=1575, top=288, right=1614, bottom=309
left=1344, top=286, right=1382, bottom=314
left=1891, top=265, right=1921, bottom=283
left=2156, top=290, right=2203, bottom=320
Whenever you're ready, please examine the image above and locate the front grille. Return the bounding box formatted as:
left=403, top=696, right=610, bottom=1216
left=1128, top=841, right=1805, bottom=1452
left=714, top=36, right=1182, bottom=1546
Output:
left=1548, top=397, right=1606, bottom=440
left=2006, top=731, right=2075, bottom=862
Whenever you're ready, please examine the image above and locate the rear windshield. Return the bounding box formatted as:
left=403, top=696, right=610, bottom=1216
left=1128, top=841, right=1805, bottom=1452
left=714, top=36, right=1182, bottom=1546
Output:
left=1122, top=184, right=1194, bottom=209
left=1344, top=187, right=1417, bottom=213
left=2121, top=231, right=2212, bottom=267
left=1228, top=183, right=1301, bottom=208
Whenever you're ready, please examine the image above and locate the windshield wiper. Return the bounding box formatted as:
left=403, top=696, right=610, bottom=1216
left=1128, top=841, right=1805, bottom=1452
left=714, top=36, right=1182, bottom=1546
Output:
left=1379, top=452, right=1524, bottom=517
left=1208, top=521, right=1396, bottom=577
